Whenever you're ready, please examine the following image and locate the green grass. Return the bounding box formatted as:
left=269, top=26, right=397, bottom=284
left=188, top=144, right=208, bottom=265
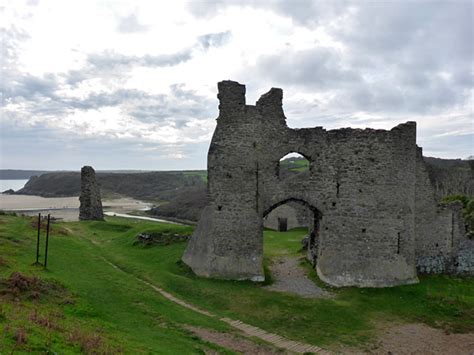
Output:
left=263, top=227, right=307, bottom=257
left=279, top=157, right=309, bottom=172
left=0, top=215, right=473, bottom=353
left=0, top=215, right=229, bottom=354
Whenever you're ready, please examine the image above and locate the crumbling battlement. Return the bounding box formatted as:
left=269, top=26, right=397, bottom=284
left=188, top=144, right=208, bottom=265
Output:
left=182, top=80, right=473, bottom=287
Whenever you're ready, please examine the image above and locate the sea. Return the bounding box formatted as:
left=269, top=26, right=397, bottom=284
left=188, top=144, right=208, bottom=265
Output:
left=0, top=179, right=29, bottom=192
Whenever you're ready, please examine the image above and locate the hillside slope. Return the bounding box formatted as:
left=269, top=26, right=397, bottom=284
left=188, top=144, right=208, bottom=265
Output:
left=17, top=171, right=206, bottom=202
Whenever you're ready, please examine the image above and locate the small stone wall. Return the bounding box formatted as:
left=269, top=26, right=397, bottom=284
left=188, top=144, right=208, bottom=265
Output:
left=414, top=148, right=473, bottom=275
left=264, top=202, right=309, bottom=231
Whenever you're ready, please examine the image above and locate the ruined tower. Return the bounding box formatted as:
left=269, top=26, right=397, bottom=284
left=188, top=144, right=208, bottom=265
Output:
left=182, top=80, right=472, bottom=287
left=79, top=166, right=104, bottom=221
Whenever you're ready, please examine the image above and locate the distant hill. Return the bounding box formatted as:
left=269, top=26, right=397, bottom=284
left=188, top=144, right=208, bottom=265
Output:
left=16, top=171, right=207, bottom=202
left=279, top=156, right=309, bottom=172
left=9, top=156, right=473, bottom=222
left=0, top=170, right=49, bottom=179
left=423, top=157, right=474, bottom=198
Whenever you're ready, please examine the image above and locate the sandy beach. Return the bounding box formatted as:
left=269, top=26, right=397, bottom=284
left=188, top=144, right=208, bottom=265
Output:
left=0, top=194, right=152, bottom=221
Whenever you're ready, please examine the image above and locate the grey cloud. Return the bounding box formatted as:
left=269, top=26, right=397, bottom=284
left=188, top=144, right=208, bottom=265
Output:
left=125, top=84, right=215, bottom=126
left=117, top=14, right=149, bottom=33
left=254, top=47, right=361, bottom=89
left=62, top=50, right=193, bottom=88
left=64, top=84, right=214, bottom=126
left=340, top=2, right=473, bottom=70
left=187, top=0, right=348, bottom=26
left=190, top=1, right=472, bottom=118
left=2, top=42, right=214, bottom=130
left=187, top=1, right=224, bottom=18
left=87, top=49, right=193, bottom=69
left=1, top=119, right=210, bottom=170
left=2, top=24, right=214, bottom=127
left=64, top=69, right=91, bottom=86
left=1, top=26, right=63, bottom=109
left=0, top=26, right=29, bottom=69
left=325, top=72, right=464, bottom=115
left=198, top=31, right=231, bottom=49
left=245, top=1, right=472, bottom=117
left=5, top=78, right=213, bottom=130
left=65, top=30, right=231, bottom=87
left=336, top=2, right=472, bottom=114
left=86, top=30, right=231, bottom=70
left=69, top=89, right=153, bottom=111
left=2, top=73, right=58, bottom=102
left=263, top=0, right=348, bottom=26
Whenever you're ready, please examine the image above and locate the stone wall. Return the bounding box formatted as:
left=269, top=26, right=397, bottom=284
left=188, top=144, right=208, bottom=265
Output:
left=415, top=148, right=473, bottom=274
left=182, top=80, right=473, bottom=287
left=263, top=202, right=309, bottom=231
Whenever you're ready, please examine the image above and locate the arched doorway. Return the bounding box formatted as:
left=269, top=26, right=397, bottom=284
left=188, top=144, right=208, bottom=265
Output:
left=263, top=198, right=322, bottom=266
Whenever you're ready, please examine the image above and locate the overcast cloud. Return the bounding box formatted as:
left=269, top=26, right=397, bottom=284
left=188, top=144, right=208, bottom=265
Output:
left=0, top=0, right=472, bottom=170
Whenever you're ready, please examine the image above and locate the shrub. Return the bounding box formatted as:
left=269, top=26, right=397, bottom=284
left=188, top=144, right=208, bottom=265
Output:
left=442, top=195, right=474, bottom=238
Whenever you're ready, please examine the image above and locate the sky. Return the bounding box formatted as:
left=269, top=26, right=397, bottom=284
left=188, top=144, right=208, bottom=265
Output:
left=1, top=0, right=473, bottom=171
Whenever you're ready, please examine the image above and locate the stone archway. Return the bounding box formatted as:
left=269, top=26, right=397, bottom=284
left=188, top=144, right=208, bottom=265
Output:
left=263, top=197, right=322, bottom=263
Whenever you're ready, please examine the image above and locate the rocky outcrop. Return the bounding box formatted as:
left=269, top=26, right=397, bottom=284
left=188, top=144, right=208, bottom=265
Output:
left=79, top=166, right=104, bottom=221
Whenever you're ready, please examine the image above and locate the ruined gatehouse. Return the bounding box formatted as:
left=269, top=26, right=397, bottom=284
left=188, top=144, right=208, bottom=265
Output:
left=182, top=81, right=473, bottom=287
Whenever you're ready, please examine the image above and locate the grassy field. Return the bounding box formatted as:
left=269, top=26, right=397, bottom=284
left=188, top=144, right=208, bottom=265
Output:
left=279, top=157, right=309, bottom=173
left=0, top=214, right=473, bottom=353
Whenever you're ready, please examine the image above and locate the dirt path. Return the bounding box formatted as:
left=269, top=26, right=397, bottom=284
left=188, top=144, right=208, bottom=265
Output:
left=264, top=256, right=332, bottom=298
left=185, top=325, right=279, bottom=354
left=102, top=258, right=329, bottom=354
left=372, top=323, right=474, bottom=355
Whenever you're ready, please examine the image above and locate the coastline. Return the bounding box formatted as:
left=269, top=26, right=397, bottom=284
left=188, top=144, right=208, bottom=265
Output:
left=0, top=194, right=152, bottom=222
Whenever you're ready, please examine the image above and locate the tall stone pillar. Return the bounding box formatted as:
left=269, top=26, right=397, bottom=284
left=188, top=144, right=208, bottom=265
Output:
left=79, top=166, right=104, bottom=221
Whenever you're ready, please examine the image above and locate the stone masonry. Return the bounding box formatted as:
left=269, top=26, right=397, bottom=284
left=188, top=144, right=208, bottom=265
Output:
left=263, top=202, right=309, bottom=231
left=79, top=166, right=104, bottom=221
left=182, top=81, right=473, bottom=287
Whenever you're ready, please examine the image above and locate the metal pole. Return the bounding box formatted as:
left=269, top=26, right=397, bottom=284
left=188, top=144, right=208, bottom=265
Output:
left=44, top=214, right=50, bottom=269
left=36, top=213, right=41, bottom=264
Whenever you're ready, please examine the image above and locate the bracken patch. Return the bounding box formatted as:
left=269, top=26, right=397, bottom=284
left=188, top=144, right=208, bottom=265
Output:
left=67, top=329, right=122, bottom=354
left=0, top=272, right=68, bottom=302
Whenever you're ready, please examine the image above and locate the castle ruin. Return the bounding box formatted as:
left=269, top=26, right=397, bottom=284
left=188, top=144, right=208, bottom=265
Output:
left=79, top=166, right=104, bottom=221
left=182, top=81, right=473, bottom=287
